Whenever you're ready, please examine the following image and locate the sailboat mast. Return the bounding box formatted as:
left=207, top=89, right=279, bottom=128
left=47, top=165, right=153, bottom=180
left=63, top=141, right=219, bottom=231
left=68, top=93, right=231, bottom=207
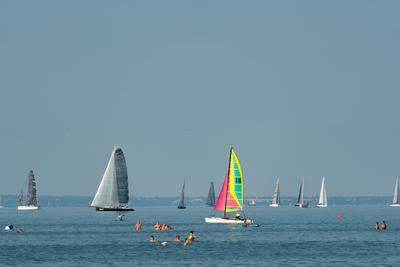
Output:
left=224, top=147, right=233, bottom=218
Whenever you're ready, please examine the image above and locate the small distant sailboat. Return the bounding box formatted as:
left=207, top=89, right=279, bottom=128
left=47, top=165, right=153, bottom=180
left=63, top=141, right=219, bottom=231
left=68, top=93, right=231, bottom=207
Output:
left=205, top=147, right=254, bottom=224
left=295, top=177, right=308, bottom=208
left=248, top=199, right=256, bottom=206
left=91, top=146, right=134, bottom=212
left=206, top=182, right=216, bottom=207
left=17, top=170, right=40, bottom=211
left=269, top=176, right=280, bottom=207
left=390, top=177, right=400, bottom=207
left=316, top=176, right=328, bottom=208
left=177, top=180, right=186, bottom=209
left=0, top=195, right=4, bottom=208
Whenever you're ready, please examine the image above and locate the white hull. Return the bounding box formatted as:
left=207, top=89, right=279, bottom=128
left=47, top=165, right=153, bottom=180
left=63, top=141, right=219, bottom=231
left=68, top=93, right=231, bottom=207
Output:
left=269, top=203, right=279, bottom=208
left=316, top=204, right=328, bottom=208
left=390, top=203, right=400, bottom=207
left=205, top=217, right=250, bottom=224
left=17, top=205, right=39, bottom=211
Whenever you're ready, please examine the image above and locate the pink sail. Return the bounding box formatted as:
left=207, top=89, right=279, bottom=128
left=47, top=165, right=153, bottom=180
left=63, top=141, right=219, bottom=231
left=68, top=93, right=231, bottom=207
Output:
left=214, top=174, right=228, bottom=211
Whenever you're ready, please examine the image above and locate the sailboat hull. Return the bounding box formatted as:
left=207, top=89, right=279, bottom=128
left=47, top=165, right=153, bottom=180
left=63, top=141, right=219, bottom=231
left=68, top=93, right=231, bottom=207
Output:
left=17, top=205, right=39, bottom=211
left=269, top=203, right=279, bottom=208
left=205, top=217, right=251, bottom=224
left=177, top=206, right=186, bottom=209
left=390, top=204, right=400, bottom=207
left=95, top=207, right=134, bottom=211
left=316, top=204, right=328, bottom=208
left=295, top=203, right=309, bottom=208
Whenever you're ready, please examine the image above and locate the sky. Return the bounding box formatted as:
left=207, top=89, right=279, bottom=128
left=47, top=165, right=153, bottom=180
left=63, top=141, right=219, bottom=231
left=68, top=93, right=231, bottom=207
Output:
left=1, top=1, right=400, bottom=197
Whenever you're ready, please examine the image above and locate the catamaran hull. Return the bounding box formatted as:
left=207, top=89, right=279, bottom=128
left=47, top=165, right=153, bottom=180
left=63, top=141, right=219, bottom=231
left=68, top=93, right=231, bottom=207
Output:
left=269, top=203, right=279, bottom=208
left=17, top=205, right=39, bottom=211
left=177, top=206, right=186, bottom=209
left=316, top=204, right=328, bottom=208
left=95, top=207, right=134, bottom=211
left=205, top=217, right=251, bottom=224
left=390, top=204, right=400, bottom=207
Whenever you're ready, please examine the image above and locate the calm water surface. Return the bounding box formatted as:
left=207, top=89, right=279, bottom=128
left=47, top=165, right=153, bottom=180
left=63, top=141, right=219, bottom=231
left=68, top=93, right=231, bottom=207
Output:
left=0, top=205, right=399, bottom=266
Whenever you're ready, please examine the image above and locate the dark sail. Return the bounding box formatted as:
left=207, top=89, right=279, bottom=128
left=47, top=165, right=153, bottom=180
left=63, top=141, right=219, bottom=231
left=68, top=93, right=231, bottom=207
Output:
left=206, top=182, right=216, bottom=206
left=27, top=170, right=38, bottom=205
left=178, top=181, right=186, bottom=209
left=114, top=148, right=129, bottom=205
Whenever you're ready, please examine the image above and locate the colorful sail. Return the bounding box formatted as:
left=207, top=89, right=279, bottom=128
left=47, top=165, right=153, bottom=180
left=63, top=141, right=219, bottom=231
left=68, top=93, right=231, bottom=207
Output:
left=214, top=147, right=244, bottom=213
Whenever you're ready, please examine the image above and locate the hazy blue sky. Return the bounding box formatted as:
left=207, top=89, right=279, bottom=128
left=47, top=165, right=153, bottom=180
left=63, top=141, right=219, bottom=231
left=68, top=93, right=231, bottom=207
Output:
left=1, top=1, right=400, bottom=197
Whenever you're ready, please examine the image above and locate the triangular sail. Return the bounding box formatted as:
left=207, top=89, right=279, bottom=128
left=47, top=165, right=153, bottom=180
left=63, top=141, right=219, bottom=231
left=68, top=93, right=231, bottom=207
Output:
left=271, top=177, right=280, bottom=205
left=318, top=176, right=327, bottom=206
left=214, top=147, right=244, bottom=214
left=178, top=181, right=185, bottom=208
left=393, top=177, right=399, bottom=205
left=91, top=147, right=129, bottom=208
left=297, top=177, right=305, bottom=204
left=27, top=170, right=38, bottom=206
left=207, top=182, right=216, bottom=206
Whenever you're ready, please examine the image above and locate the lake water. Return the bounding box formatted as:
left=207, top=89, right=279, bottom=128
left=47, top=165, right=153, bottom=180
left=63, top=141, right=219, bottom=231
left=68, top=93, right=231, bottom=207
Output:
left=0, top=205, right=399, bottom=266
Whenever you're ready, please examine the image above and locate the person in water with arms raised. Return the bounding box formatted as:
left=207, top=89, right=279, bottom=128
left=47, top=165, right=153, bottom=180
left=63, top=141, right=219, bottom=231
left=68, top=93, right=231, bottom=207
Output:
left=135, top=219, right=142, bottom=231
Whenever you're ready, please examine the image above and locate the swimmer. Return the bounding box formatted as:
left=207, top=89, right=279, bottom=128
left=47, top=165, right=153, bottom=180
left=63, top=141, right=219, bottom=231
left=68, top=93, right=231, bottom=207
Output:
left=149, top=235, right=157, bottom=243
left=135, top=219, right=143, bottom=231
left=173, top=235, right=181, bottom=243
left=184, top=231, right=197, bottom=246
left=374, top=222, right=380, bottom=231
left=381, top=220, right=387, bottom=230
left=154, top=221, right=161, bottom=231
left=16, top=228, right=24, bottom=234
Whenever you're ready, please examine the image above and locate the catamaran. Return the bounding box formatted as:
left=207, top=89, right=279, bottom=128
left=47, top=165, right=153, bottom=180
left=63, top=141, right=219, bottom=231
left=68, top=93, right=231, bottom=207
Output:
left=205, top=147, right=254, bottom=224
left=316, top=176, right=328, bottom=208
left=177, top=180, right=186, bottom=209
left=17, top=170, right=40, bottom=210
left=269, top=176, right=280, bottom=207
left=390, top=177, right=400, bottom=207
left=295, top=177, right=309, bottom=208
left=206, top=182, right=216, bottom=207
left=91, top=146, right=134, bottom=211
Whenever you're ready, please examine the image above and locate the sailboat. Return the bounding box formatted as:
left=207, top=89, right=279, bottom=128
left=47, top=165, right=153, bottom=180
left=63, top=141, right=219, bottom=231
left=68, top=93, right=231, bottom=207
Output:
left=295, top=177, right=308, bottom=208
left=0, top=195, right=4, bottom=208
left=316, top=176, right=328, bottom=208
left=269, top=176, right=280, bottom=207
left=206, top=182, right=216, bottom=207
left=91, top=146, right=134, bottom=211
left=17, top=170, right=40, bottom=210
left=390, top=177, right=400, bottom=207
left=205, top=147, right=254, bottom=224
left=177, top=180, right=186, bottom=209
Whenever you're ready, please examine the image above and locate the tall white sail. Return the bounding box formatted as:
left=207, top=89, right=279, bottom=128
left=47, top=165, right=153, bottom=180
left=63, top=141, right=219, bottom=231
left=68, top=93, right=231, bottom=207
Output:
left=91, top=147, right=132, bottom=211
left=316, top=176, right=327, bottom=208
left=391, top=177, right=400, bottom=207
left=270, top=177, right=280, bottom=207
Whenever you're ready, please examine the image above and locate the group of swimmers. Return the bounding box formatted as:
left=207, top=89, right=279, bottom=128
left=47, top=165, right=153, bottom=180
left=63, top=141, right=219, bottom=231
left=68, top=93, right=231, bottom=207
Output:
left=153, top=221, right=173, bottom=231
left=374, top=220, right=387, bottom=231
left=149, top=231, right=197, bottom=246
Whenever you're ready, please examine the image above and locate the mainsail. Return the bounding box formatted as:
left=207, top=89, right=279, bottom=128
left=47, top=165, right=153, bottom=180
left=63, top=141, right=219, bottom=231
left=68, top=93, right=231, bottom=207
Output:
left=297, top=177, right=305, bottom=205
left=215, top=147, right=244, bottom=217
left=178, top=180, right=185, bottom=208
left=393, top=177, right=399, bottom=205
left=318, top=176, right=327, bottom=206
left=91, top=147, right=130, bottom=209
left=206, top=182, right=216, bottom=206
left=271, top=176, right=280, bottom=205
left=27, top=170, right=38, bottom=206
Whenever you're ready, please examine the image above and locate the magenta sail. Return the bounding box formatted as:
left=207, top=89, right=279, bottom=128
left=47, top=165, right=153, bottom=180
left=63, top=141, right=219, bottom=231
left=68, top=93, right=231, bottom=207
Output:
left=214, top=174, right=228, bottom=211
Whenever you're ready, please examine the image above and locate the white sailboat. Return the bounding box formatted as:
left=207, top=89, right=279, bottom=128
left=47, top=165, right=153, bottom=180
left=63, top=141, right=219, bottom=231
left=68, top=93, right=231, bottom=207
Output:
left=17, top=170, right=40, bottom=211
left=390, top=177, right=400, bottom=207
left=91, top=146, right=134, bottom=211
left=295, top=177, right=308, bottom=208
left=269, top=176, right=280, bottom=207
left=316, top=176, right=328, bottom=208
